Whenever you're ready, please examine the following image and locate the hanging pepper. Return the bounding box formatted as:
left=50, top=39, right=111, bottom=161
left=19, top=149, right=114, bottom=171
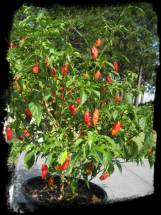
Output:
left=95, top=38, right=103, bottom=48
left=92, top=109, right=99, bottom=126
left=94, top=71, right=101, bottom=80
left=25, top=108, right=32, bottom=119
left=9, top=42, right=14, bottom=49
left=61, top=64, right=68, bottom=76
left=115, top=95, right=122, bottom=102
left=99, top=172, right=109, bottom=181
left=105, top=76, right=112, bottom=84
left=113, top=62, right=118, bottom=72
left=69, top=104, right=77, bottom=115
left=111, top=121, right=122, bottom=136
left=32, top=64, right=39, bottom=74
left=41, top=164, right=48, bottom=180
left=15, top=81, right=21, bottom=90
left=83, top=111, right=91, bottom=127
left=86, top=162, right=95, bottom=175
left=76, top=97, right=81, bottom=105
left=50, top=90, right=55, bottom=97
left=23, top=129, right=30, bottom=137
left=6, top=127, right=13, bottom=141
left=50, top=67, right=57, bottom=77
left=17, top=135, right=25, bottom=141
left=91, top=47, right=98, bottom=60
left=55, top=156, right=70, bottom=171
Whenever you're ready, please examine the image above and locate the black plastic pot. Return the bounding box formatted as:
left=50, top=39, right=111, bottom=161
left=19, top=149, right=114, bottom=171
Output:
left=22, top=176, right=108, bottom=210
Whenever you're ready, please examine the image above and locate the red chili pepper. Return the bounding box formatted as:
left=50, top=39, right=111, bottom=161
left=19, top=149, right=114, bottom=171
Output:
left=111, top=121, right=122, bottom=136
left=23, top=129, right=30, bottom=137
left=50, top=90, right=55, bottom=96
left=99, top=172, right=109, bottom=181
left=59, top=86, right=64, bottom=92
left=25, top=108, right=32, bottom=119
left=91, top=47, right=98, bottom=60
left=59, top=94, right=65, bottom=101
left=56, top=156, right=70, bottom=171
left=94, top=71, right=101, bottom=80
left=115, top=95, right=122, bottom=102
left=76, top=97, right=81, bottom=105
left=9, top=42, right=14, bottom=49
left=92, top=109, right=99, bottom=126
left=50, top=67, right=57, bottom=76
left=32, top=64, right=39, bottom=74
left=6, top=127, right=13, bottom=141
left=17, top=135, right=25, bottom=141
left=61, top=64, right=68, bottom=76
left=95, top=38, right=103, bottom=48
left=105, top=76, right=112, bottom=84
left=41, top=164, right=48, bottom=180
left=69, top=104, right=77, bottom=115
left=83, top=111, right=92, bottom=127
left=113, top=62, right=118, bottom=72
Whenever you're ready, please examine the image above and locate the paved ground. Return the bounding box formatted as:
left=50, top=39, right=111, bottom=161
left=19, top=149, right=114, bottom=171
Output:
left=8, top=152, right=154, bottom=212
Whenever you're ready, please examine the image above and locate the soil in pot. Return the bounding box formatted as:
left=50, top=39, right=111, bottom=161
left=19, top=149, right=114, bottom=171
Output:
left=22, top=176, right=107, bottom=207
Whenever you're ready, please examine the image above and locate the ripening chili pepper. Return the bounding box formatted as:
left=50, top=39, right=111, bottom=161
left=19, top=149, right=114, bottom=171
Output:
left=111, top=121, right=122, bottom=136
left=94, top=71, right=101, bottom=80
left=115, top=95, right=122, bottom=102
left=105, top=76, right=112, bottom=84
left=83, top=111, right=91, bottom=127
left=50, top=67, right=57, bottom=77
left=32, top=64, right=39, bottom=74
left=25, top=108, right=32, bottom=119
left=9, top=42, right=14, bottom=49
left=61, top=64, right=68, bottom=76
left=99, top=172, right=109, bottom=181
left=92, top=109, right=99, bottom=126
left=20, top=35, right=27, bottom=41
left=6, top=127, right=13, bottom=141
left=86, top=162, right=95, bottom=175
left=113, top=62, right=118, bottom=72
left=95, top=38, right=103, bottom=47
left=15, top=81, right=21, bottom=90
left=59, top=86, right=64, bottom=92
left=91, top=47, right=98, bottom=60
left=69, top=104, right=77, bottom=115
left=16, top=135, right=25, bottom=141
left=23, top=129, right=30, bottom=137
left=50, top=90, right=55, bottom=97
left=56, top=156, right=70, bottom=171
left=59, top=94, right=65, bottom=101
left=76, top=97, right=81, bottom=105
left=41, top=164, right=48, bottom=180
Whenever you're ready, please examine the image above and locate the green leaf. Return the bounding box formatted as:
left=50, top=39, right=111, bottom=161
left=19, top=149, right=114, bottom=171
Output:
left=75, top=138, right=83, bottom=147
left=29, top=102, right=42, bottom=126
left=70, top=180, right=78, bottom=193
left=80, top=90, right=88, bottom=106
left=87, top=133, right=97, bottom=149
left=107, top=62, right=114, bottom=69
left=139, top=117, right=146, bottom=130
left=93, top=90, right=100, bottom=99
left=58, top=151, right=68, bottom=165
left=24, top=151, right=35, bottom=169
